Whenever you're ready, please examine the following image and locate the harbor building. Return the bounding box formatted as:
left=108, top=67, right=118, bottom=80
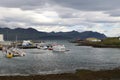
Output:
left=0, top=34, right=4, bottom=41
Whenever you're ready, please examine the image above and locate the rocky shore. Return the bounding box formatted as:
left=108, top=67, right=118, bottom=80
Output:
left=1, top=69, right=120, bottom=80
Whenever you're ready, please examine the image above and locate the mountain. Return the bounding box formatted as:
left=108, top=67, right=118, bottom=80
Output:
left=78, top=31, right=107, bottom=39
left=48, top=31, right=106, bottom=40
left=0, top=28, right=106, bottom=40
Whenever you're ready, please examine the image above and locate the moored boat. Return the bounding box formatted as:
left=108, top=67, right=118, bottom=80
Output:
left=2, top=47, right=26, bottom=58
left=10, top=48, right=26, bottom=57
left=52, top=45, right=66, bottom=52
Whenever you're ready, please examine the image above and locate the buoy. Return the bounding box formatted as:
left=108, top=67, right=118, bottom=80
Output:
left=6, top=53, right=13, bottom=58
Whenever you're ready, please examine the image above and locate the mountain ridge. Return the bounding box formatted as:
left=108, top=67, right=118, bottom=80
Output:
left=0, top=28, right=107, bottom=40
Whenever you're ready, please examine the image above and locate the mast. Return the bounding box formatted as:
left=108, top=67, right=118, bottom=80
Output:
left=15, top=35, right=17, bottom=48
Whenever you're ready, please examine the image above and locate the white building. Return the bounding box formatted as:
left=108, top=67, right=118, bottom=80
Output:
left=0, top=34, right=4, bottom=41
left=86, top=38, right=101, bottom=42
left=0, top=34, right=12, bottom=46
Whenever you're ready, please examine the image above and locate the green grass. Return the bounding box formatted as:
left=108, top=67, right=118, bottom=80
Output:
left=90, top=37, right=120, bottom=46
left=101, top=37, right=120, bottom=45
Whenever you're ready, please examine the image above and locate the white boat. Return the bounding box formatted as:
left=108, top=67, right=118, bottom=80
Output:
left=52, top=45, right=66, bottom=52
left=2, top=36, right=26, bottom=58
left=4, top=47, right=26, bottom=58
left=37, top=44, right=48, bottom=50
left=10, top=48, right=26, bottom=57
left=22, top=40, right=32, bottom=46
left=12, top=36, right=26, bottom=57
left=37, top=43, right=52, bottom=50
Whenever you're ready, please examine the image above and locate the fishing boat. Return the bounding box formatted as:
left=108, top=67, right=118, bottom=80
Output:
left=37, top=42, right=52, bottom=50
left=52, top=45, right=66, bottom=52
left=37, top=44, right=48, bottom=50
left=9, top=47, right=26, bottom=57
left=3, top=47, right=26, bottom=58
left=3, top=35, right=26, bottom=58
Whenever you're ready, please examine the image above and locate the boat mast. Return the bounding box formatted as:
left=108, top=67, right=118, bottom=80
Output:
left=15, top=35, right=17, bottom=48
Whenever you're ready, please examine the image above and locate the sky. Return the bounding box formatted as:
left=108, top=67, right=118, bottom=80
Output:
left=0, top=0, right=120, bottom=37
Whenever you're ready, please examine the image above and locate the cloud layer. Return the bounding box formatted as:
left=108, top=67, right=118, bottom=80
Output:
left=0, top=0, right=120, bottom=37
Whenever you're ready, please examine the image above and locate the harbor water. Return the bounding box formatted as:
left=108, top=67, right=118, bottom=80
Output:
left=0, top=40, right=120, bottom=75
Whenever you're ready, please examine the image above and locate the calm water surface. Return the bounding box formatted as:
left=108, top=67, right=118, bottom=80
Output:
left=0, top=40, right=120, bottom=75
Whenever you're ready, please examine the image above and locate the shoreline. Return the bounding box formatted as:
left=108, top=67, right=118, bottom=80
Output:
left=71, top=37, right=120, bottom=48
left=1, top=69, right=120, bottom=80
left=72, top=41, right=120, bottom=48
left=78, top=43, right=120, bottom=48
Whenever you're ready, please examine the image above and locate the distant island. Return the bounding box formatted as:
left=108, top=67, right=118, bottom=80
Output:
left=0, top=28, right=106, bottom=40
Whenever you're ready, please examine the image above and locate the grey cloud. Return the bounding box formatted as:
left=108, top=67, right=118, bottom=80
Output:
left=90, top=20, right=120, bottom=23
left=54, top=7, right=79, bottom=18
left=59, top=13, right=76, bottom=18
left=0, top=0, right=48, bottom=9
left=0, top=0, right=120, bottom=11
left=52, top=0, right=120, bottom=11
left=0, top=21, right=26, bottom=29
left=105, top=10, right=120, bottom=17
left=0, top=0, right=120, bottom=18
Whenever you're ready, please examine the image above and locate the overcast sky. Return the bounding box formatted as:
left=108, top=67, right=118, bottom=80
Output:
left=0, top=0, right=120, bottom=36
